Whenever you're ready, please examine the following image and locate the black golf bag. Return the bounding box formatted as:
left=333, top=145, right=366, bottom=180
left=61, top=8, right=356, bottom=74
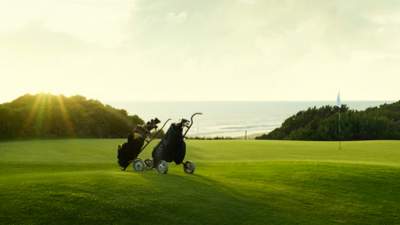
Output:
left=117, top=133, right=145, bottom=170
left=150, top=113, right=202, bottom=174
left=152, top=121, right=187, bottom=167
left=117, top=118, right=161, bottom=170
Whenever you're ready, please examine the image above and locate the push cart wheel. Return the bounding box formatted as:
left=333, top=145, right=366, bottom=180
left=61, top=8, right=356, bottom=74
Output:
left=157, top=160, right=168, bottom=174
left=144, top=159, right=153, bottom=169
left=183, top=161, right=196, bottom=174
left=133, top=159, right=145, bottom=172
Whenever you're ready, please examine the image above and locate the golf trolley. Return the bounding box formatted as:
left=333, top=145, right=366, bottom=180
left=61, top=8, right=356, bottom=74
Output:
left=147, top=112, right=202, bottom=174
left=117, top=118, right=170, bottom=171
left=117, top=113, right=202, bottom=174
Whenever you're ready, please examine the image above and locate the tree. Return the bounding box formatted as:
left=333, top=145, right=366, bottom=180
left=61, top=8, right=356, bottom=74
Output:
left=0, top=93, right=144, bottom=139
left=256, top=102, right=400, bottom=141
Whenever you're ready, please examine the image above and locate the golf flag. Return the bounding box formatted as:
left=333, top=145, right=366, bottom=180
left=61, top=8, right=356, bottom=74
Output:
left=337, top=91, right=342, bottom=150
left=336, top=92, right=341, bottom=107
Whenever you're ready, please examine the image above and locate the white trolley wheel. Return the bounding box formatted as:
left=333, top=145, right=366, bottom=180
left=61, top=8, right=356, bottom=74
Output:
left=183, top=161, right=196, bottom=174
left=133, top=159, right=145, bottom=172
left=144, top=159, right=154, bottom=170
left=157, top=160, right=168, bottom=174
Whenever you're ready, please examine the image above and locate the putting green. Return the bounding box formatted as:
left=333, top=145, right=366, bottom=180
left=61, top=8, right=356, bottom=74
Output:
left=0, top=139, right=399, bottom=225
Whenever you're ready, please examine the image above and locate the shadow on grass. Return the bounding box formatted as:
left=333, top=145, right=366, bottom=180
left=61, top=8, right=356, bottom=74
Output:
left=1, top=162, right=400, bottom=225
left=0, top=167, right=285, bottom=225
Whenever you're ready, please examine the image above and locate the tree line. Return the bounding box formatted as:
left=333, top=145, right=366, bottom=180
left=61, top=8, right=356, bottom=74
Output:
left=0, top=94, right=144, bottom=139
left=256, top=101, right=400, bottom=140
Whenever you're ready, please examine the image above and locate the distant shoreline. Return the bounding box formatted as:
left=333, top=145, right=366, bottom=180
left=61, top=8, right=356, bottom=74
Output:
left=109, top=101, right=391, bottom=137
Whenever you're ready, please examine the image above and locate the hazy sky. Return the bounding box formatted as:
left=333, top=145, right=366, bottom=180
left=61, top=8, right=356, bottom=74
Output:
left=1, top=0, right=399, bottom=102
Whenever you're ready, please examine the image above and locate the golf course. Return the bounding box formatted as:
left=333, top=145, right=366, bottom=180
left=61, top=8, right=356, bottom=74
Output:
left=0, top=139, right=399, bottom=225
left=3, top=0, right=400, bottom=223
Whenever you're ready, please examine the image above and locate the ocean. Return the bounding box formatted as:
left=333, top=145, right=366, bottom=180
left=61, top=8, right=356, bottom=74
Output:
left=107, top=101, right=390, bottom=137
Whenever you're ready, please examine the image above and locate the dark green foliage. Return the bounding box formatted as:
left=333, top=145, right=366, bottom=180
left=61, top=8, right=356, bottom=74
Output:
left=257, top=101, right=400, bottom=140
left=0, top=93, right=144, bottom=139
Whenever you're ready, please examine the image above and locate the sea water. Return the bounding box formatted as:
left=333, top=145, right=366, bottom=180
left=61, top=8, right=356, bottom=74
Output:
left=108, top=101, right=390, bottom=137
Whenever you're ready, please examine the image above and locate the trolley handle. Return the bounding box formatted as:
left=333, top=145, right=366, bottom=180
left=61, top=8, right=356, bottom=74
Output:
left=183, top=112, right=202, bottom=138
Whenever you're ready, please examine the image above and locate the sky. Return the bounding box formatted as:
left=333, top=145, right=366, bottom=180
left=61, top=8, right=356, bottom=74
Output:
left=0, top=0, right=399, bottom=102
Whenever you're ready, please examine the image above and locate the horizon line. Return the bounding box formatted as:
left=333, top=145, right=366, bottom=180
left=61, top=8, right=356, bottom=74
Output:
left=0, top=92, right=396, bottom=104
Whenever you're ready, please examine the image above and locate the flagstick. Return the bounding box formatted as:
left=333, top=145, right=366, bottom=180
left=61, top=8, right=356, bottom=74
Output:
left=337, top=91, right=342, bottom=150
left=338, top=108, right=342, bottom=150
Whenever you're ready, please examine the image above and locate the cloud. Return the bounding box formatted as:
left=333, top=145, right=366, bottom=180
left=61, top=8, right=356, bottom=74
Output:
left=109, top=0, right=400, bottom=100
left=1, top=0, right=400, bottom=101
left=166, top=11, right=188, bottom=24
left=237, top=0, right=256, bottom=5
left=0, top=0, right=132, bottom=47
left=0, top=21, right=97, bottom=54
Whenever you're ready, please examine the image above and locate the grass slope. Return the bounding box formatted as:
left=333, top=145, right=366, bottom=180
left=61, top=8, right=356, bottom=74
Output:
left=0, top=140, right=399, bottom=225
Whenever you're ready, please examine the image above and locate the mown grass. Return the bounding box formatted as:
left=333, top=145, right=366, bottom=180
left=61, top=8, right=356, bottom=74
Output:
left=0, top=139, right=399, bottom=225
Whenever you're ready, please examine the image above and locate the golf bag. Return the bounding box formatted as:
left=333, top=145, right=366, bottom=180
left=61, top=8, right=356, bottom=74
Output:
left=117, top=118, right=160, bottom=170
left=117, top=133, right=145, bottom=170
left=150, top=113, right=202, bottom=174
left=152, top=120, right=187, bottom=167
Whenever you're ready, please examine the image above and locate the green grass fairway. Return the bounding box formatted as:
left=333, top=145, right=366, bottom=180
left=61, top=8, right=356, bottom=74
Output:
left=1, top=140, right=400, bottom=225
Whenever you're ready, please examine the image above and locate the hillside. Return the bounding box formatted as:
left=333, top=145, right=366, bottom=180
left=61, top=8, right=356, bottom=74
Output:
left=0, top=94, right=143, bottom=139
left=257, top=101, right=400, bottom=140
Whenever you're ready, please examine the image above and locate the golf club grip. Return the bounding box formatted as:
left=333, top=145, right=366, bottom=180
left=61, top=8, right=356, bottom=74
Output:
left=140, top=119, right=171, bottom=151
